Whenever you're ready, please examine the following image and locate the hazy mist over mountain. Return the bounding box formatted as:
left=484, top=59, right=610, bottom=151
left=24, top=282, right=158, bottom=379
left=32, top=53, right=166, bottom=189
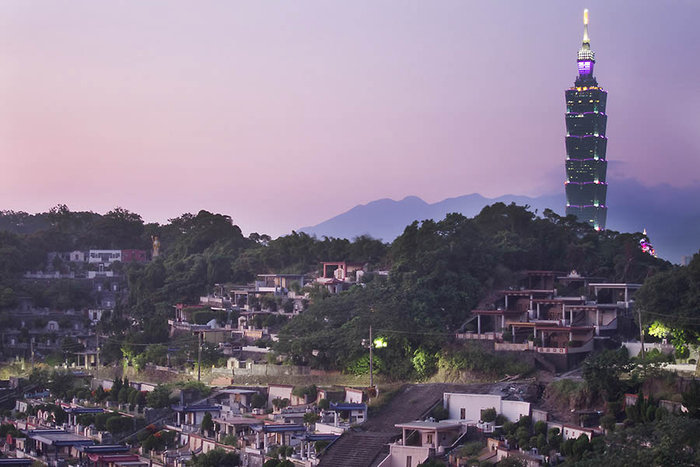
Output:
left=300, top=177, right=700, bottom=265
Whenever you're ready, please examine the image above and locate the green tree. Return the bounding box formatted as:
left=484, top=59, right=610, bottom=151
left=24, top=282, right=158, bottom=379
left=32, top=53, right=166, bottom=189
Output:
left=682, top=380, right=700, bottom=418
left=636, top=252, right=700, bottom=362
left=572, top=434, right=591, bottom=459
left=303, top=412, right=320, bottom=425
left=496, top=458, right=525, bottom=467
left=118, top=387, right=129, bottom=404
left=106, top=415, right=133, bottom=435
left=533, top=420, right=547, bottom=436
left=111, top=377, right=123, bottom=401
left=575, top=414, right=700, bottom=466
left=189, top=448, right=240, bottom=466
left=600, top=413, right=617, bottom=431
left=272, top=398, right=290, bottom=411
left=481, top=408, right=497, bottom=423
left=250, top=393, right=266, bottom=409
left=48, top=370, right=80, bottom=400
left=220, top=434, right=238, bottom=446
left=416, top=460, right=446, bottom=467
left=582, top=349, right=631, bottom=401
left=146, top=385, right=172, bottom=408
left=201, top=412, right=214, bottom=435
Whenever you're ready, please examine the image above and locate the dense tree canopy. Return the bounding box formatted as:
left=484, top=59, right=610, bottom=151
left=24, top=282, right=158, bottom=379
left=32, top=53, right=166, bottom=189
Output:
left=276, top=204, right=673, bottom=378
left=636, top=251, right=700, bottom=353
left=572, top=415, right=700, bottom=466
left=0, top=203, right=675, bottom=376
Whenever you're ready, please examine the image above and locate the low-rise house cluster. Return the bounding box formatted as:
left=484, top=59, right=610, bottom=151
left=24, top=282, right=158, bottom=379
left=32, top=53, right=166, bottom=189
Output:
left=380, top=390, right=603, bottom=467
left=4, top=376, right=615, bottom=467
left=461, top=270, right=641, bottom=370
left=158, top=384, right=373, bottom=466
left=167, top=261, right=375, bottom=365
left=0, top=299, right=103, bottom=364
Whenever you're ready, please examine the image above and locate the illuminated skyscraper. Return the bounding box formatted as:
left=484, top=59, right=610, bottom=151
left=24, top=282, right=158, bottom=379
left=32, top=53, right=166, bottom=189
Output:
left=565, top=9, right=608, bottom=230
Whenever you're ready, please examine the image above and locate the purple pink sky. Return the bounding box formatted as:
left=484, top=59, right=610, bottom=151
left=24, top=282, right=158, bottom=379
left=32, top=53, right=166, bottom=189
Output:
left=1, top=1, right=699, bottom=236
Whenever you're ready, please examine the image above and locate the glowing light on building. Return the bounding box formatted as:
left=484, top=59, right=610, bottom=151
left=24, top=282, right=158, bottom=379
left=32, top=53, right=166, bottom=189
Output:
left=640, top=229, right=657, bottom=257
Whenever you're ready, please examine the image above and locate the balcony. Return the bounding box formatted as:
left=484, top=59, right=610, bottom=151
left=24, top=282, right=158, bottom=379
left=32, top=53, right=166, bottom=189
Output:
left=456, top=332, right=502, bottom=341
left=495, top=341, right=534, bottom=352
left=536, top=346, right=568, bottom=355
left=536, top=338, right=594, bottom=355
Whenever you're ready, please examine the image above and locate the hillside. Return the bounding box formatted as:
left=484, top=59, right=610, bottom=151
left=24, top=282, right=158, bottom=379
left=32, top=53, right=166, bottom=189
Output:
left=300, top=177, right=700, bottom=264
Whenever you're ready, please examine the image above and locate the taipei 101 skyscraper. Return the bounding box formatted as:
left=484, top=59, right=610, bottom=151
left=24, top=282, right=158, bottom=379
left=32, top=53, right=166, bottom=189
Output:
left=565, top=9, right=608, bottom=230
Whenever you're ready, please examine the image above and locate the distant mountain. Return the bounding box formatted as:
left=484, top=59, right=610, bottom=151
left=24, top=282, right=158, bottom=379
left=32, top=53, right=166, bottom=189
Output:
left=299, top=177, right=700, bottom=264
left=300, top=193, right=563, bottom=242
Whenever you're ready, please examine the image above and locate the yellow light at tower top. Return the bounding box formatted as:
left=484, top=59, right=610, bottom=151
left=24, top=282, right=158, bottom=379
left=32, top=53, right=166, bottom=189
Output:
left=584, top=9, right=589, bottom=25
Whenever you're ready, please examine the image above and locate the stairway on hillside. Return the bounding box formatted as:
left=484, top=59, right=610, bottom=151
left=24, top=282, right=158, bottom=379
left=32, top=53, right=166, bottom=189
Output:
left=318, top=383, right=458, bottom=467
left=319, top=383, right=505, bottom=467
left=318, top=431, right=396, bottom=467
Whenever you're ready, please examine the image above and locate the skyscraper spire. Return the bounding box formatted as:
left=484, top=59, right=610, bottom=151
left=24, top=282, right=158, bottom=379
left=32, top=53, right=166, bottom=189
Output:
left=578, top=9, right=595, bottom=62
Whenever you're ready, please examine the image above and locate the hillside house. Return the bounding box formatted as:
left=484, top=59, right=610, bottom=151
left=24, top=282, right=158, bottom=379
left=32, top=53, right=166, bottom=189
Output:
left=251, top=424, right=307, bottom=452
left=255, top=274, right=307, bottom=294
left=344, top=387, right=365, bottom=404
left=316, top=261, right=366, bottom=293
left=213, top=416, right=262, bottom=445
left=210, top=388, right=261, bottom=416
left=19, top=429, right=95, bottom=462
left=461, top=271, right=641, bottom=369
left=377, top=420, right=463, bottom=467
left=268, top=384, right=294, bottom=409
left=442, top=393, right=530, bottom=429
left=87, top=250, right=122, bottom=264
left=171, top=403, right=221, bottom=432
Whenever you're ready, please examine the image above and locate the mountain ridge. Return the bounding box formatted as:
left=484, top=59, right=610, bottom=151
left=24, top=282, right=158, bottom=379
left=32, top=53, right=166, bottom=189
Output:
left=299, top=177, right=700, bottom=264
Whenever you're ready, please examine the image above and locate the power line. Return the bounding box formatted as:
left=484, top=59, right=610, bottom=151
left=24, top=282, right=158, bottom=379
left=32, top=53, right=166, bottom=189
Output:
left=99, top=335, right=197, bottom=346
left=373, top=328, right=455, bottom=336
left=638, top=310, right=700, bottom=324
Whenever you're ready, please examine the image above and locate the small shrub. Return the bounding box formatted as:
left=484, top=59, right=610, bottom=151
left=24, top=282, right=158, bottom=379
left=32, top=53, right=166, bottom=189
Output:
left=495, top=414, right=508, bottom=425
left=600, top=413, right=616, bottom=431
left=481, top=407, right=497, bottom=423
left=458, top=441, right=483, bottom=457
left=220, top=434, right=238, bottom=446
left=250, top=393, right=266, bottom=409
left=431, top=405, right=449, bottom=421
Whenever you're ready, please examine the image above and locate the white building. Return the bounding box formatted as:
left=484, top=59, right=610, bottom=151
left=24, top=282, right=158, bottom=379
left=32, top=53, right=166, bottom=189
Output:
left=442, top=393, right=530, bottom=424
left=87, top=250, right=122, bottom=264
left=377, top=420, right=463, bottom=467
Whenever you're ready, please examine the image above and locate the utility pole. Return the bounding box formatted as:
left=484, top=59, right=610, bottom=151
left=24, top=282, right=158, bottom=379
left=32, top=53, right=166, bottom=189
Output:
left=197, top=331, right=202, bottom=382
left=96, top=332, right=100, bottom=379
left=369, top=325, right=373, bottom=389
left=30, top=337, right=35, bottom=367
left=638, top=307, right=646, bottom=376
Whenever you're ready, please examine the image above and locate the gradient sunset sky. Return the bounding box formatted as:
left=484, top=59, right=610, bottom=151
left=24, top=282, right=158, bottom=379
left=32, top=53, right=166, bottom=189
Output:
left=1, top=1, right=698, bottom=236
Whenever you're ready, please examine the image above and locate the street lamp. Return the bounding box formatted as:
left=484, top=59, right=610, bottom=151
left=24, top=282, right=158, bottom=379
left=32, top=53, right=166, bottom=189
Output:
left=362, top=329, right=387, bottom=390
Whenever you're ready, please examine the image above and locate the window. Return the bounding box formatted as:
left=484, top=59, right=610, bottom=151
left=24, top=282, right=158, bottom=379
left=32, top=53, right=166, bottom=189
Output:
left=460, top=408, right=466, bottom=419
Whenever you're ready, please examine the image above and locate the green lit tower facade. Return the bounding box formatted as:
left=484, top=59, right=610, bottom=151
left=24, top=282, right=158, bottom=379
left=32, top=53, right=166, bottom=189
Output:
left=565, top=9, right=608, bottom=230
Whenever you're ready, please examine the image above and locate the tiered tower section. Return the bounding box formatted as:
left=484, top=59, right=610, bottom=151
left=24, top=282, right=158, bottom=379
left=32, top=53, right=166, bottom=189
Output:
left=565, top=9, right=608, bottom=230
